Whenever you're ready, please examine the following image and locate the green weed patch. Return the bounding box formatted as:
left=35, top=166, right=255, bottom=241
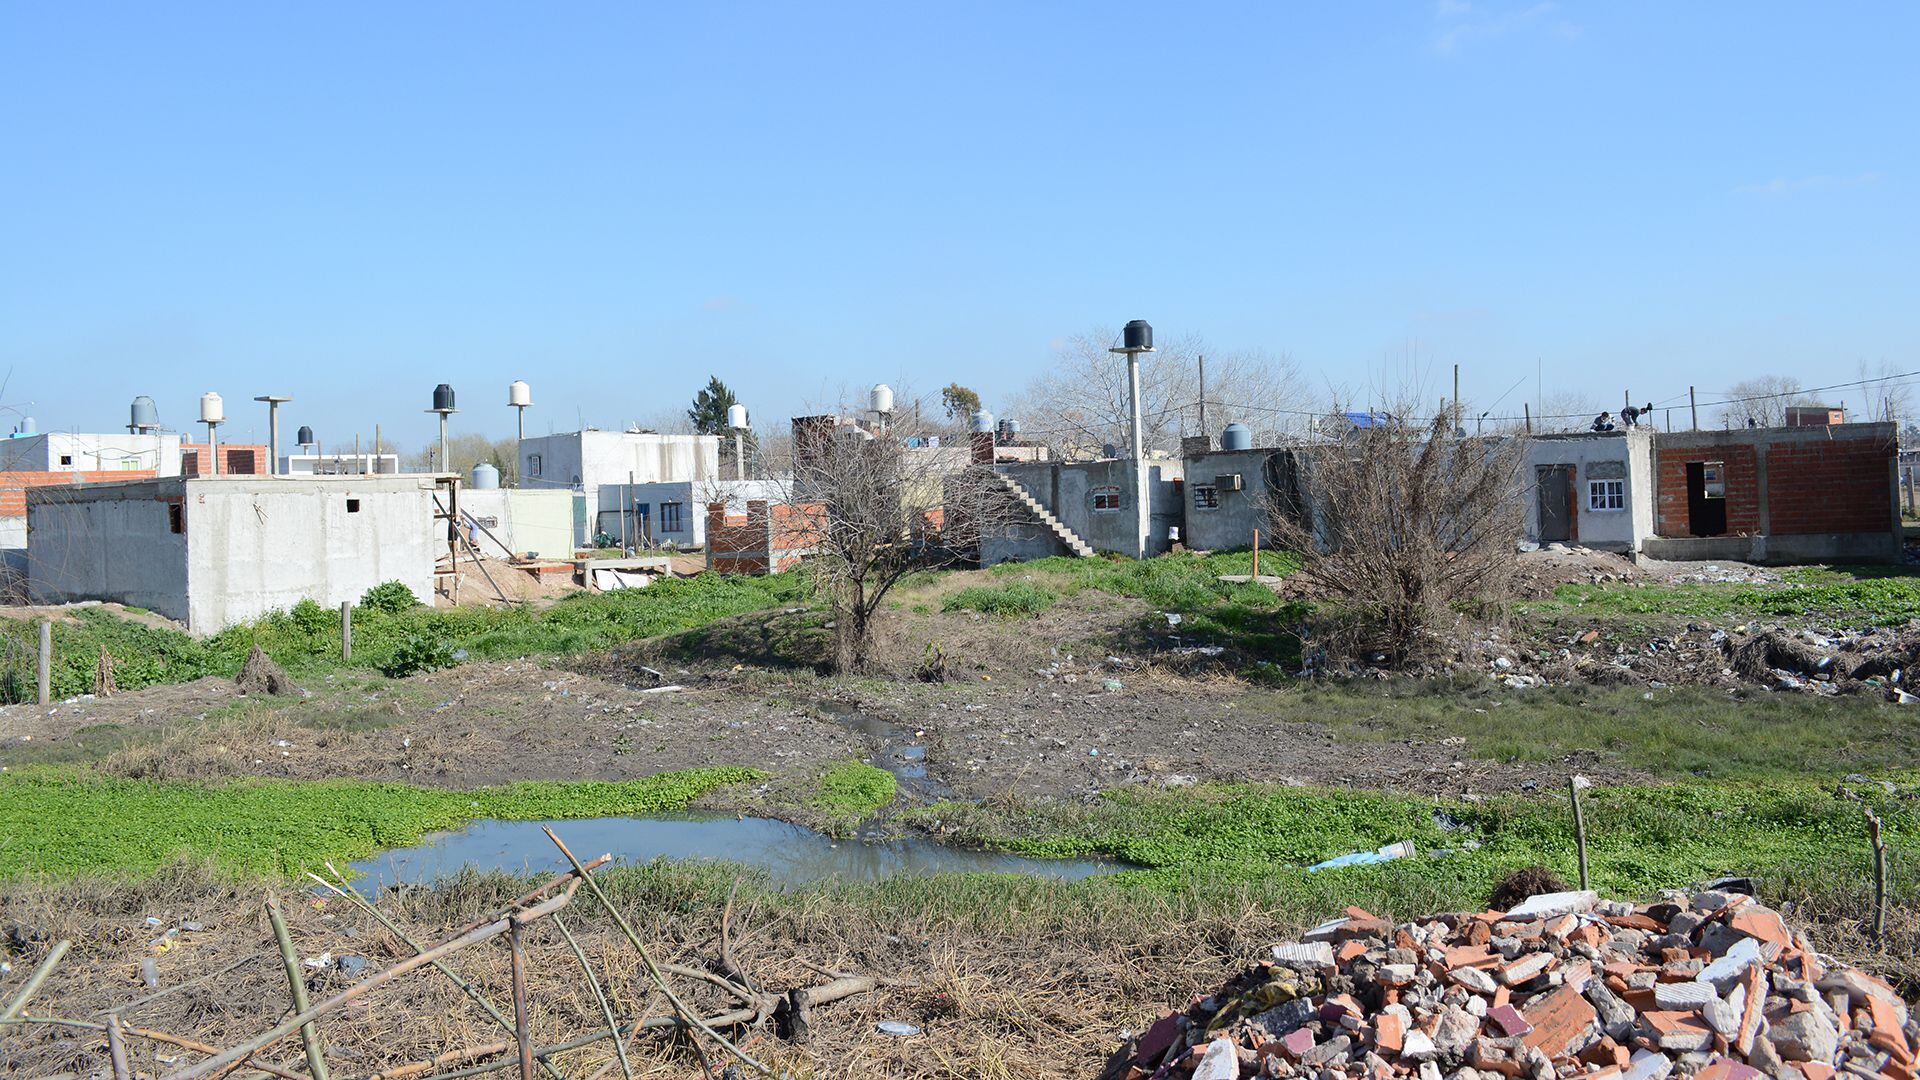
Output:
left=811, top=761, right=898, bottom=826
left=943, top=581, right=1057, bottom=617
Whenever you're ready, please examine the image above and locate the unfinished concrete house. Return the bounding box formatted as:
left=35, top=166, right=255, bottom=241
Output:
left=1522, top=430, right=1656, bottom=553
left=980, top=457, right=1185, bottom=564
left=516, top=429, right=720, bottom=545
left=1646, top=422, right=1900, bottom=563
left=26, top=475, right=440, bottom=633
left=705, top=500, right=823, bottom=574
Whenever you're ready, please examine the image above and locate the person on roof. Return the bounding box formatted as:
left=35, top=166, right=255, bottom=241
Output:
left=1591, top=412, right=1616, bottom=432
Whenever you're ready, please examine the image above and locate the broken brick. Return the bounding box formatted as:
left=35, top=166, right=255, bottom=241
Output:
left=1521, top=984, right=1598, bottom=1058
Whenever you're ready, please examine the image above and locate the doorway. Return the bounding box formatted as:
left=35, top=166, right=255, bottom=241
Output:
left=1536, top=465, right=1575, bottom=542
left=1685, top=461, right=1727, bottom=536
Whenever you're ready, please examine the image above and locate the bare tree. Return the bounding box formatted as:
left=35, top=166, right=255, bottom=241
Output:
left=1718, top=375, right=1810, bottom=429
left=772, top=406, right=1018, bottom=674
left=1007, top=330, right=1305, bottom=458
left=1857, top=360, right=1910, bottom=424
left=1264, top=409, right=1525, bottom=667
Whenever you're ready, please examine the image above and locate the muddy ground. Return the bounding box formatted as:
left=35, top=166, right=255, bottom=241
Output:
left=0, top=593, right=1643, bottom=813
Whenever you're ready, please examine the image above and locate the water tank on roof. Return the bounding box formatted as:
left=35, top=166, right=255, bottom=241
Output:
left=869, top=384, right=894, bottom=415
left=15, top=416, right=36, bottom=436
left=996, top=418, right=1020, bottom=441
left=507, top=380, right=531, bottom=407
left=432, top=383, right=456, bottom=411
left=1221, top=423, right=1252, bottom=451
left=130, top=396, right=158, bottom=432
left=726, top=403, right=749, bottom=430
left=470, top=462, right=500, bottom=490
left=969, top=409, right=995, bottom=433
left=1122, top=319, right=1153, bottom=351
left=296, top=425, right=314, bottom=447
left=199, top=392, right=224, bottom=424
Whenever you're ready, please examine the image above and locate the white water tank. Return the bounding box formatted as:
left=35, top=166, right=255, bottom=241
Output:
left=726, top=403, right=749, bottom=430
left=969, top=409, right=995, bottom=433
left=508, top=380, right=532, bottom=407
left=869, top=384, right=894, bottom=415
left=199, top=392, right=225, bottom=424
left=470, top=462, right=501, bottom=490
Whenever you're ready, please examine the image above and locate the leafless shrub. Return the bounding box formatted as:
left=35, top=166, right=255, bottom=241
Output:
left=1264, top=410, right=1525, bottom=667
left=772, top=405, right=1019, bottom=674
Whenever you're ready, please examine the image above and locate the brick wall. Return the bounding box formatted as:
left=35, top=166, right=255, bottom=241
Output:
left=180, top=443, right=266, bottom=476
left=1764, top=436, right=1893, bottom=535
left=0, top=470, right=157, bottom=517
left=706, top=500, right=824, bottom=575
left=1654, top=445, right=1759, bottom=537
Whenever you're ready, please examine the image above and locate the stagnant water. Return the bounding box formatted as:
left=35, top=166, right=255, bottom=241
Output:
left=348, top=814, right=1126, bottom=892
left=817, top=702, right=953, bottom=800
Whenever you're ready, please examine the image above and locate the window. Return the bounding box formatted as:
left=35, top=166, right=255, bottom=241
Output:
left=1091, top=485, right=1122, bottom=513
left=58, top=455, right=72, bottom=466
left=346, top=498, right=361, bottom=513
left=660, top=501, right=683, bottom=532
left=1701, top=461, right=1725, bottom=499
left=527, top=454, right=542, bottom=478
left=167, top=504, right=184, bottom=534
left=1193, top=484, right=1220, bottom=510
left=1587, top=479, right=1625, bottom=512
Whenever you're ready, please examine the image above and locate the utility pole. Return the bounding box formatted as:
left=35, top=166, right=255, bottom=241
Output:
left=1689, top=386, right=1698, bottom=431
left=1197, top=354, right=1207, bottom=438
left=1452, top=364, right=1460, bottom=432
left=1111, top=320, right=1156, bottom=560
left=1523, top=403, right=1532, bottom=434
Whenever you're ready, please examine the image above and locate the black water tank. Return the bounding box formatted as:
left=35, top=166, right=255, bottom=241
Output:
left=296, top=425, right=314, bottom=446
left=1122, top=319, right=1153, bottom=351
left=432, top=383, right=456, bottom=411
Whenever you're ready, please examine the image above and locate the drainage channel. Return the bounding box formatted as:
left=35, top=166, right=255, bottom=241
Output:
left=348, top=814, right=1126, bottom=892
left=817, top=701, right=953, bottom=801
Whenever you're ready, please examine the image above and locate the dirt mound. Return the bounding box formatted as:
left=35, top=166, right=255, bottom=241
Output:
left=234, top=645, right=297, bottom=696
left=1511, top=545, right=1643, bottom=599
left=1486, top=864, right=1568, bottom=910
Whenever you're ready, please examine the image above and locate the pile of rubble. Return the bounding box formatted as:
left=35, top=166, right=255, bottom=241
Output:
left=1103, top=888, right=1913, bottom=1080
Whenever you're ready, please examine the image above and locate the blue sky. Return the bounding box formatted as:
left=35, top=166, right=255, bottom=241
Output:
left=2, top=2, right=1914, bottom=446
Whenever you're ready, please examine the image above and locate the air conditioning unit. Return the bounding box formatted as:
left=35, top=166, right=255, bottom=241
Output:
left=1215, top=473, right=1244, bottom=492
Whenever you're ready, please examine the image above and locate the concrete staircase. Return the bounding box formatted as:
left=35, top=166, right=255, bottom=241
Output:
left=993, top=473, right=1096, bottom=558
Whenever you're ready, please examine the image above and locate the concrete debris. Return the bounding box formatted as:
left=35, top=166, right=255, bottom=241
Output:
left=1101, top=889, right=1913, bottom=1080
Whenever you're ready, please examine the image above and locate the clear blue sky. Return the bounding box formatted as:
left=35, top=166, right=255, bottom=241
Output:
left=3, top=2, right=1914, bottom=446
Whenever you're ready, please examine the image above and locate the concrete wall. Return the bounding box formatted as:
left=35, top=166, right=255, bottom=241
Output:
left=1650, top=423, right=1899, bottom=563
left=27, top=476, right=438, bottom=634
left=992, top=458, right=1185, bottom=559
left=26, top=482, right=191, bottom=622
left=281, top=453, right=402, bottom=475
left=459, top=488, right=576, bottom=559
left=611, top=479, right=786, bottom=547
left=0, top=433, right=180, bottom=475
left=1521, top=431, right=1654, bottom=552
left=1182, top=448, right=1286, bottom=551
left=519, top=431, right=722, bottom=545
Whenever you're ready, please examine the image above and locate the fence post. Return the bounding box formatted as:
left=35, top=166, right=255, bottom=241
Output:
left=340, top=602, right=353, bottom=662
left=1570, top=775, right=1591, bottom=890
left=37, top=620, right=51, bottom=706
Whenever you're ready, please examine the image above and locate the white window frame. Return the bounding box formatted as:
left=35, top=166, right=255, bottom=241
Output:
left=1587, top=478, right=1626, bottom=512
left=527, top=454, right=542, bottom=478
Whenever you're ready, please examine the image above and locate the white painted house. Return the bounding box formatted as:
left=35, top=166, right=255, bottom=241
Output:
left=515, top=430, right=720, bottom=544
left=0, top=432, right=182, bottom=475
left=26, top=475, right=439, bottom=634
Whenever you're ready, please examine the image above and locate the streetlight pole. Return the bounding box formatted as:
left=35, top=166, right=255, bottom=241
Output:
left=427, top=384, right=457, bottom=473
left=254, top=396, right=292, bottom=476
left=1110, top=320, right=1156, bottom=559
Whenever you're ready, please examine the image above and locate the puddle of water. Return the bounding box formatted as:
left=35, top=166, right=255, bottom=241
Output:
left=348, top=814, right=1126, bottom=892
left=819, top=702, right=952, bottom=798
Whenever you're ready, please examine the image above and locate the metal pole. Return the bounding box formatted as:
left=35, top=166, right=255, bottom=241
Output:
left=1197, top=354, right=1207, bottom=437
left=268, top=403, right=280, bottom=476
left=733, top=432, right=744, bottom=480
left=207, top=422, right=221, bottom=475
left=340, top=602, right=352, bottom=662
left=1128, top=351, right=1148, bottom=559
left=1690, top=386, right=1698, bottom=430
left=438, top=413, right=450, bottom=474
left=1453, top=363, right=1461, bottom=432
left=1523, top=403, right=1532, bottom=434
left=37, top=619, right=51, bottom=706
left=621, top=471, right=631, bottom=552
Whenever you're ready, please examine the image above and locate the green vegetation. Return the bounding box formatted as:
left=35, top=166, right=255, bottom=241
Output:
left=359, top=580, right=423, bottom=613
left=1541, top=565, right=1920, bottom=627
left=1241, top=681, right=1920, bottom=781
left=918, top=775, right=1916, bottom=917
left=0, top=767, right=762, bottom=878
left=0, top=571, right=809, bottom=703
left=811, top=761, right=898, bottom=827
left=943, top=581, right=1057, bottom=617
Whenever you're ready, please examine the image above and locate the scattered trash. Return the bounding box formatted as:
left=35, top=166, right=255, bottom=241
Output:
left=637, top=684, right=686, bottom=695
left=877, top=1020, right=921, bottom=1037
left=1102, top=679, right=1124, bottom=692
left=1305, top=840, right=1416, bottom=873
left=1104, top=886, right=1905, bottom=1080
left=335, top=954, right=369, bottom=978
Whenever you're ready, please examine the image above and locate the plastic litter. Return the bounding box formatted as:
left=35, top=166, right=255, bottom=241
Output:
left=877, top=1021, right=921, bottom=1037
left=1306, top=840, right=1416, bottom=873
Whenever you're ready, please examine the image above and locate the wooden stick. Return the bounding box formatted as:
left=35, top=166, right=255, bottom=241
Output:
left=508, top=917, right=534, bottom=1080
left=552, top=914, right=633, bottom=1080
left=1569, top=775, right=1591, bottom=891
left=2, top=1011, right=304, bottom=1079
left=95, top=955, right=259, bottom=1018
left=106, top=1013, right=132, bottom=1080
left=309, top=870, right=566, bottom=1080
left=265, top=894, right=330, bottom=1080
left=164, top=888, right=576, bottom=1080
left=539, top=826, right=770, bottom=1076
left=1251, top=529, right=1260, bottom=579
left=1867, top=808, right=1888, bottom=945
left=2, top=939, right=71, bottom=1020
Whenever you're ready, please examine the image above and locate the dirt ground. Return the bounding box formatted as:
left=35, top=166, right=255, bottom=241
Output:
left=0, top=593, right=1643, bottom=807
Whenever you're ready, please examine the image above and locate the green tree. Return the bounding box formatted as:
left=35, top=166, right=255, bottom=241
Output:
left=687, top=376, right=740, bottom=435
left=941, top=383, right=981, bottom=421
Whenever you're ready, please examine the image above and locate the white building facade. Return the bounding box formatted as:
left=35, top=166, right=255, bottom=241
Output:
left=516, top=430, right=721, bottom=544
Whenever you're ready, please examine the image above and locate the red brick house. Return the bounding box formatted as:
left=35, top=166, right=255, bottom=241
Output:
left=705, top=499, right=824, bottom=575
left=180, top=443, right=267, bottom=476
left=1647, top=422, right=1899, bottom=563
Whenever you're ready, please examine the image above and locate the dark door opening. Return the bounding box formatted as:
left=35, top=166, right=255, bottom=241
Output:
left=1686, top=461, right=1727, bottom=536
left=1536, top=465, right=1575, bottom=542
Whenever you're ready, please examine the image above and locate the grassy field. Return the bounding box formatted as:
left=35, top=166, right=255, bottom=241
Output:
left=1537, top=565, right=1920, bottom=626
